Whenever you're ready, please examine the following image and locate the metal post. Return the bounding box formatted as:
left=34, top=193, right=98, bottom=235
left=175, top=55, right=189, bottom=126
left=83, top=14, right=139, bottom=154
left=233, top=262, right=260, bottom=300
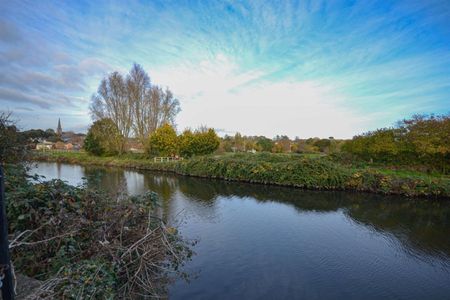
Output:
left=0, top=166, right=14, bottom=299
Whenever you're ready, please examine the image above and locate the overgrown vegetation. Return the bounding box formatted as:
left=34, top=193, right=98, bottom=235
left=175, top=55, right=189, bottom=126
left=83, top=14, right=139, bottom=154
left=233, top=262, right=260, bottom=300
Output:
left=342, top=114, right=450, bottom=173
left=4, top=165, right=194, bottom=298
left=0, top=112, right=27, bottom=163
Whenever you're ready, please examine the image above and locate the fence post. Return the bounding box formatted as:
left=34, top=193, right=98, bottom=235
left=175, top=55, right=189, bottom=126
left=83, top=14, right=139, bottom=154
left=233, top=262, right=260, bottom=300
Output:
left=0, top=166, right=14, bottom=299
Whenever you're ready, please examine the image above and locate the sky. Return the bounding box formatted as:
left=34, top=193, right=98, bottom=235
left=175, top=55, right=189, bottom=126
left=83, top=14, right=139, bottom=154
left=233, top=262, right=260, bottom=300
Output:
left=0, top=0, right=449, bottom=138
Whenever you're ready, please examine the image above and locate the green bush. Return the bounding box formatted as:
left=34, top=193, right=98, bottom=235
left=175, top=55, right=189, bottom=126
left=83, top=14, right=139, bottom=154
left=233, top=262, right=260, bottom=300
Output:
left=179, top=128, right=220, bottom=157
left=84, top=118, right=124, bottom=156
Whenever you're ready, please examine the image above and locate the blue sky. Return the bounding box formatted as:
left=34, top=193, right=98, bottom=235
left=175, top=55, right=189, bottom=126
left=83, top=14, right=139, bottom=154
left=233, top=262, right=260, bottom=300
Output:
left=0, top=0, right=449, bottom=138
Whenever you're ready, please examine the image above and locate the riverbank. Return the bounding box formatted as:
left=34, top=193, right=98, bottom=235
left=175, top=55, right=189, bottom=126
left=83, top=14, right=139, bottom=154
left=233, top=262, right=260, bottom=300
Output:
left=32, top=151, right=450, bottom=198
left=4, top=164, right=192, bottom=298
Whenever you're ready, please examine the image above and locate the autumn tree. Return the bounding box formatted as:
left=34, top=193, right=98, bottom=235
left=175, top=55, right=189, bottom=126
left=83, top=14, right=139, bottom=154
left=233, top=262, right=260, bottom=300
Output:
left=273, top=135, right=291, bottom=153
left=179, top=127, right=220, bottom=157
left=179, top=129, right=195, bottom=157
left=146, top=124, right=179, bottom=157
left=342, top=114, right=450, bottom=172
left=192, top=127, right=220, bottom=156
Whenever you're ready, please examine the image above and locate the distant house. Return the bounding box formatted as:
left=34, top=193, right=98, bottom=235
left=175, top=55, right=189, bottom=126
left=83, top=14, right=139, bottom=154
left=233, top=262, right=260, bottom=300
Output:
left=36, top=141, right=54, bottom=150
left=126, top=138, right=145, bottom=153
left=65, top=143, right=74, bottom=150
left=54, top=141, right=66, bottom=150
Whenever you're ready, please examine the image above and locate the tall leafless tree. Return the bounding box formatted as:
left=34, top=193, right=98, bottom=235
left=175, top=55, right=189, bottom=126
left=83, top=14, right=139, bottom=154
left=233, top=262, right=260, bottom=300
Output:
left=148, top=86, right=180, bottom=138
left=90, top=72, right=133, bottom=153
left=127, top=64, right=152, bottom=144
left=91, top=64, right=181, bottom=147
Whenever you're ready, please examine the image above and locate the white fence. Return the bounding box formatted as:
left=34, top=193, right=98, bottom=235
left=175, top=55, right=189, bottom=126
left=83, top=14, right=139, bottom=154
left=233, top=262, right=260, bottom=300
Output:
left=153, top=157, right=183, bottom=163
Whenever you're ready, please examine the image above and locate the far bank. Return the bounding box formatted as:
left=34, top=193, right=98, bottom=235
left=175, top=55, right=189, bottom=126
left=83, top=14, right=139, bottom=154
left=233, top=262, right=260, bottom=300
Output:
left=31, top=151, right=450, bottom=199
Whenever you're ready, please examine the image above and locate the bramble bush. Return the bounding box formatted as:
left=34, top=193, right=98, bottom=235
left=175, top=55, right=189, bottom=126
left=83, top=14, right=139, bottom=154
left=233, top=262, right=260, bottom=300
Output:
left=4, top=164, right=194, bottom=298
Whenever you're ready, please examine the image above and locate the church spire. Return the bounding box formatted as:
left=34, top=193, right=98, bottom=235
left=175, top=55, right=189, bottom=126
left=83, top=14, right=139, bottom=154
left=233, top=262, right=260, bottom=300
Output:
left=57, top=118, right=62, bottom=136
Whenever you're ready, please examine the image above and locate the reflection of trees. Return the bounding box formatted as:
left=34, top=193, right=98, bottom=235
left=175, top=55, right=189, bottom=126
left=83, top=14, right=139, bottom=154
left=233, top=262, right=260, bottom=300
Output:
left=173, top=175, right=450, bottom=259
left=83, top=166, right=128, bottom=200
left=346, top=199, right=450, bottom=259
left=79, top=166, right=450, bottom=259
left=142, top=173, right=178, bottom=222
left=143, top=173, right=177, bottom=202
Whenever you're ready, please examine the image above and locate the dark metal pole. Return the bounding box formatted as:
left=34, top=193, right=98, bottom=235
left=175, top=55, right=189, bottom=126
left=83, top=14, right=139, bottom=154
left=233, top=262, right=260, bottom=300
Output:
left=0, top=166, right=14, bottom=299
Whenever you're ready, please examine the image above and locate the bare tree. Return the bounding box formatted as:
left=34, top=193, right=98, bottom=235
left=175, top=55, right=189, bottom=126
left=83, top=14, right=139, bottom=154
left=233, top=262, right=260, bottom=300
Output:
left=148, top=86, right=180, bottom=136
left=90, top=72, right=132, bottom=153
left=90, top=64, right=181, bottom=149
left=126, top=64, right=180, bottom=144
left=160, top=87, right=181, bottom=128
left=126, top=64, right=152, bottom=144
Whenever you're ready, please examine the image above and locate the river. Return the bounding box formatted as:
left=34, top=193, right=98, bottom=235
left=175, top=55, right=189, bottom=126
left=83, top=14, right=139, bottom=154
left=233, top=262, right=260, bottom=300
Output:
left=31, top=162, right=450, bottom=300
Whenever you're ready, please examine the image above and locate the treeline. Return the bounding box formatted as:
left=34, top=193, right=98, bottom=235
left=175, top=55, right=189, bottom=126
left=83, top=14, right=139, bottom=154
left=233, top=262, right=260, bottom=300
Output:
left=220, top=133, right=345, bottom=154
left=342, top=114, right=450, bottom=173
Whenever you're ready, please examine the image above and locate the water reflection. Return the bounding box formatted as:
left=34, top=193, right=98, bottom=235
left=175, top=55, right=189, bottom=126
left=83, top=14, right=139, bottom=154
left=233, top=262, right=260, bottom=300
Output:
left=31, top=163, right=450, bottom=299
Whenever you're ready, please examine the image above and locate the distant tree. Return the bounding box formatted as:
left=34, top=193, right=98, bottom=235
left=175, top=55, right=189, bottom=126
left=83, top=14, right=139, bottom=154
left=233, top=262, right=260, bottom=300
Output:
left=233, top=132, right=244, bottom=152
left=272, top=143, right=284, bottom=153
left=22, top=129, right=47, bottom=140
left=220, top=135, right=233, bottom=152
left=313, top=139, right=331, bottom=153
left=273, top=135, right=291, bottom=152
left=84, top=118, right=123, bottom=156
left=45, top=128, right=55, bottom=136
left=146, top=124, right=179, bottom=157
left=256, top=137, right=274, bottom=152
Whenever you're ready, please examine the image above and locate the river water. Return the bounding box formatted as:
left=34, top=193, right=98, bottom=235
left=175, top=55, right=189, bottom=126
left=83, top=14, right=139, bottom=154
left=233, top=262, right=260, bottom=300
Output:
left=31, top=162, right=450, bottom=300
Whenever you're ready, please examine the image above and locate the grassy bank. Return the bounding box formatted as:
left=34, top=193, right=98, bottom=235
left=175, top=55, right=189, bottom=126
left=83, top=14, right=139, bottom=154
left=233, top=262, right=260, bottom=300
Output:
left=32, top=151, right=450, bottom=198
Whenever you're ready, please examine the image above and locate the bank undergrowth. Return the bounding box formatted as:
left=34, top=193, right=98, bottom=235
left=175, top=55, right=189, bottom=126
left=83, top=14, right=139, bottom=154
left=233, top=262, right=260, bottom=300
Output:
left=5, top=164, right=194, bottom=299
